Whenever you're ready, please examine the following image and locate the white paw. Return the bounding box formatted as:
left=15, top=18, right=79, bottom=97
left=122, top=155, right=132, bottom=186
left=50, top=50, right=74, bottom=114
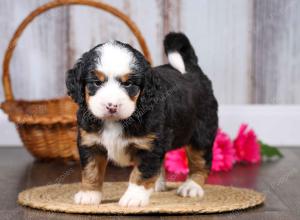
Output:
left=154, top=175, right=166, bottom=192
left=119, top=183, right=153, bottom=207
left=177, top=179, right=204, bottom=197
left=74, top=190, right=102, bottom=205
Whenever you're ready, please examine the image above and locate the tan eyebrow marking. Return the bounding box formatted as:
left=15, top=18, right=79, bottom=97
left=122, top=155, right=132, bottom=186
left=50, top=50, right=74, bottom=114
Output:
left=95, top=70, right=106, bottom=82
left=119, top=73, right=130, bottom=83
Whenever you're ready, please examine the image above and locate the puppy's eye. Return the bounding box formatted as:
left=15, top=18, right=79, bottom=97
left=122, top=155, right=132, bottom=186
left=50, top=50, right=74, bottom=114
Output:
left=93, top=81, right=102, bottom=87
left=122, top=81, right=132, bottom=88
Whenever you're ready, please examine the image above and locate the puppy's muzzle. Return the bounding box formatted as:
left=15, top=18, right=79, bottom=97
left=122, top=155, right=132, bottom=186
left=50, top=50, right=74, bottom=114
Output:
left=106, top=103, right=118, bottom=114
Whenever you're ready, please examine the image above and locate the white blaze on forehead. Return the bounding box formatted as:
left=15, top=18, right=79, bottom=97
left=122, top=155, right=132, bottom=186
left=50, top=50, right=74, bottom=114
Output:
left=97, top=42, right=134, bottom=77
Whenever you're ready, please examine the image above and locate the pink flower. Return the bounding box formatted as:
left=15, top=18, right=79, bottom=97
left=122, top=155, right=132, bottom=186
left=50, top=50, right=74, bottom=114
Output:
left=212, top=129, right=235, bottom=172
left=164, top=148, right=189, bottom=181
left=233, top=124, right=261, bottom=163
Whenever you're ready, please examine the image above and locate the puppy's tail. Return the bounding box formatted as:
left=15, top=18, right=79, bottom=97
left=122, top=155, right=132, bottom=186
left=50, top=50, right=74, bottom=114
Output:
left=164, top=32, right=198, bottom=74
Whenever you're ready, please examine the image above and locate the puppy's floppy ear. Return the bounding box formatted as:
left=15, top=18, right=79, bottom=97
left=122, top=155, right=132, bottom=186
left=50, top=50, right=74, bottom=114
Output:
left=66, top=59, right=85, bottom=105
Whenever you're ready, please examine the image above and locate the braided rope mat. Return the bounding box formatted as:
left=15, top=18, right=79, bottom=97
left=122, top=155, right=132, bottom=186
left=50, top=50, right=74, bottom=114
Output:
left=18, top=182, right=264, bottom=215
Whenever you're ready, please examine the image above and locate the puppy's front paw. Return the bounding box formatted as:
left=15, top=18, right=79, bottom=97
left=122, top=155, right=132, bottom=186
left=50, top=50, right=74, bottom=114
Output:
left=119, top=183, right=152, bottom=207
left=177, top=179, right=204, bottom=198
left=74, top=190, right=102, bottom=205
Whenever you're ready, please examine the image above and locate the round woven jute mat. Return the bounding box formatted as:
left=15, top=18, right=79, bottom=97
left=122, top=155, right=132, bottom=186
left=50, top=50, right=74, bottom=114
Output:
left=18, top=182, right=264, bottom=215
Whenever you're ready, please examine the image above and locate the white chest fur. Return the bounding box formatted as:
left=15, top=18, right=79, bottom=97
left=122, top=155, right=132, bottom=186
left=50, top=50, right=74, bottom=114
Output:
left=100, top=122, right=131, bottom=166
left=80, top=122, right=153, bottom=167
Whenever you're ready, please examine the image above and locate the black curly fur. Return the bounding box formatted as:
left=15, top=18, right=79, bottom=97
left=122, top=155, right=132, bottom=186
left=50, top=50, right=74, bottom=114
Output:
left=66, top=33, right=218, bottom=180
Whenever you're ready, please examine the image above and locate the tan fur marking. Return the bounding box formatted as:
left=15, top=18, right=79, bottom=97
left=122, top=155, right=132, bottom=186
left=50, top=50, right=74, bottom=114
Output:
left=130, top=91, right=140, bottom=102
left=128, top=133, right=156, bottom=150
left=124, top=144, right=138, bottom=165
left=186, top=145, right=209, bottom=186
left=85, top=87, right=90, bottom=103
left=81, top=154, right=108, bottom=191
left=129, top=166, right=158, bottom=189
left=80, top=129, right=100, bottom=146
left=127, top=146, right=159, bottom=189
left=124, top=134, right=156, bottom=166
left=81, top=129, right=155, bottom=150
left=119, top=73, right=130, bottom=83
left=95, top=70, right=106, bottom=82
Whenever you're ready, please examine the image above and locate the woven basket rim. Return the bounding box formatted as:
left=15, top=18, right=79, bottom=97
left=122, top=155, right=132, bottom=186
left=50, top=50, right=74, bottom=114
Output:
left=1, top=96, right=71, bottom=104
left=2, top=0, right=152, bottom=102
left=1, top=96, right=77, bottom=125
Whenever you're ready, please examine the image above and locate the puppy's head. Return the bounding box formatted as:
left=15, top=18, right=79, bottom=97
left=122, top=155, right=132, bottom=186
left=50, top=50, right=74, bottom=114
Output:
left=66, top=41, right=150, bottom=121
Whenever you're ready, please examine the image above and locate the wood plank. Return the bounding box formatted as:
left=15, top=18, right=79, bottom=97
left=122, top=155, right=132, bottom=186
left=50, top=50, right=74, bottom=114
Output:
left=292, top=148, right=300, bottom=159
left=67, top=0, right=164, bottom=66
left=208, top=164, right=290, bottom=213
left=257, top=149, right=300, bottom=216
left=180, top=0, right=253, bottom=104
left=162, top=0, right=182, bottom=34
left=122, top=0, right=164, bottom=66
left=2, top=0, right=300, bottom=106
left=159, top=0, right=182, bottom=63
left=252, top=0, right=300, bottom=104
left=0, top=0, right=69, bottom=100
left=67, top=0, right=133, bottom=64
left=1, top=147, right=300, bottom=219
left=161, top=212, right=296, bottom=220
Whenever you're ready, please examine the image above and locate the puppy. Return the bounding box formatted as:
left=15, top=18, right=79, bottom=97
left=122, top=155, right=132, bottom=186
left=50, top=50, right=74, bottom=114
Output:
left=66, top=33, right=218, bottom=207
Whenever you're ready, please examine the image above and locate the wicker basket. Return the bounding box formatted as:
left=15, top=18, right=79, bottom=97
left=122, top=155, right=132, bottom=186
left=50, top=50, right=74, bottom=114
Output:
left=1, top=0, right=152, bottom=161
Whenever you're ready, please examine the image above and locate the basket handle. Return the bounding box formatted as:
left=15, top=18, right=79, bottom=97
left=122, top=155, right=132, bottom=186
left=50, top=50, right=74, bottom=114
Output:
left=2, top=0, right=152, bottom=101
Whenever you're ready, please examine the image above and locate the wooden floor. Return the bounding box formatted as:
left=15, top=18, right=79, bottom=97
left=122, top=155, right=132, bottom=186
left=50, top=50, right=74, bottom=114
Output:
left=0, top=147, right=299, bottom=220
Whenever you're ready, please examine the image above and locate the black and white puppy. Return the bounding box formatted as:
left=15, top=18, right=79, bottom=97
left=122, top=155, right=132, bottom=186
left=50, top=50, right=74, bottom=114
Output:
left=66, top=32, right=218, bottom=207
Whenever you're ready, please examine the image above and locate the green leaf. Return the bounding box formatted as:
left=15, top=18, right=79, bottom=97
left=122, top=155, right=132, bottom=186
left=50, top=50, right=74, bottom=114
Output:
left=259, top=141, right=283, bottom=158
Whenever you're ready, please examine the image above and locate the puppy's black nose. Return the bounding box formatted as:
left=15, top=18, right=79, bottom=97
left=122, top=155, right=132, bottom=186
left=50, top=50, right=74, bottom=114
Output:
left=106, top=103, right=118, bottom=114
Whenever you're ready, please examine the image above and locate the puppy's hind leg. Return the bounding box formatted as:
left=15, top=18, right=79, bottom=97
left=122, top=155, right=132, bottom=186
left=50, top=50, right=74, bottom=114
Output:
left=154, top=164, right=167, bottom=192
left=177, top=145, right=207, bottom=197
left=177, top=124, right=214, bottom=198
